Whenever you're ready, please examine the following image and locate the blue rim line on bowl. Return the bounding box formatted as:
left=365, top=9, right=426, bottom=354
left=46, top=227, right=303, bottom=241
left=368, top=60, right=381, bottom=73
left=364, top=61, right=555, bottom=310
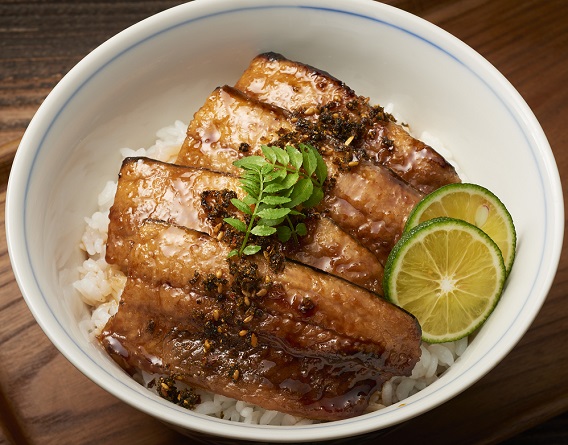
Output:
left=6, top=1, right=563, bottom=442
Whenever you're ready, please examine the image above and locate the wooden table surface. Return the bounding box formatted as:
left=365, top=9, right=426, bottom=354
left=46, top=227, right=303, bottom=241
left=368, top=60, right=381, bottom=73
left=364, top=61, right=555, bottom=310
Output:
left=1, top=1, right=567, bottom=444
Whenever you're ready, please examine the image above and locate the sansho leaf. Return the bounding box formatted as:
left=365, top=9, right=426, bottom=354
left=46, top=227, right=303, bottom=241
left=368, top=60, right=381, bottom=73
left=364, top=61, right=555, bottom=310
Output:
left=313, top=149, right=327, bottom=186
left=279, top=171, right=300, bottom=190
left=263, top=182, right=288, bottom=194
left=273, top=146, right=290, bottom=166
left=295, top=222, right=308, bottom=237
left=242, top=195, right=257, bottom=206
left=302, top=186, right=324, bottom=208
left=223, top=217, right=247, bottom=233
left=243, top=245, right=262, bottom=256
left=300, top=143, right=318, bottom=176
left=261, top=195, right=291, bottom=205
left=240, top=178, right=261, bottom=196
left=226, top=143, right=328, bottom=258
left=261, top=163, right=274, bottom=176
left=287, top=209, right=305, bottom=217
left=256, top=207, right=291, bottom=220
left=234, top=155, right=266, bottom=170
left=261, top=145, right=278, bottom=164
left=287, top=178, right=313, bottom=208
left=230, top=198, right=253, bottom=215
left=258, top=217, right=285, bottom=227
left=241, top=185, right=261, bottom=199
left=251, top=225, right=277, bottom=237
left=286, top=145, right=303, bottom=170
left=276, top=225, right=292, bottom=242
left=265, top=167, right=287, bottom=183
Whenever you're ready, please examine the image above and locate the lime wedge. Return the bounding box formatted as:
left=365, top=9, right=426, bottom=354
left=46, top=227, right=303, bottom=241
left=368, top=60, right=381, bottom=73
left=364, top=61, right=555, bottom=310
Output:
left=404, top=183, right=516, bottom=275
left=384, top=217, right=506, bottom=343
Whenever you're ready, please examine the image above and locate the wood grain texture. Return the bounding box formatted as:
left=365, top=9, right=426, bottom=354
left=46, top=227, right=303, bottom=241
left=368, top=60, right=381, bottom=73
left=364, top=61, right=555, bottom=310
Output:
left=0, top=1, right=567, bottom=444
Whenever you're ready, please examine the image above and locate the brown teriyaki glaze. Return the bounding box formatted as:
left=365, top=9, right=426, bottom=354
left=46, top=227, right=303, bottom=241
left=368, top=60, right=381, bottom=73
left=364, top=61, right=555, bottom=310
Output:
left=100, top=53, right=463, bottom=422
left=177, top=85, right=423, bottom=265
left=106, top=157, right=385, bottom=293
left=99, top=221, right=422, bottom=421
left=234, top=52, right=460, bottom=194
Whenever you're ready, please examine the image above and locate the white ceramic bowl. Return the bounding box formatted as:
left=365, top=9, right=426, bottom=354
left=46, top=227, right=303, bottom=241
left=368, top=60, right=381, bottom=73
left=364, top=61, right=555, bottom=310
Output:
left=6, top=0, right=564, bottom=442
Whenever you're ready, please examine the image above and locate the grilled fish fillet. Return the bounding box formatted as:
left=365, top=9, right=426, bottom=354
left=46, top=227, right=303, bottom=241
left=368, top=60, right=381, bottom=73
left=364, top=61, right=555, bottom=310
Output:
left=99, top=220, right=421, bottom=421
left=234, top=52, right=460, bottom=194
left=106, top=157, right=384, bottom=293
left=177, top=85, right=422, bottom=264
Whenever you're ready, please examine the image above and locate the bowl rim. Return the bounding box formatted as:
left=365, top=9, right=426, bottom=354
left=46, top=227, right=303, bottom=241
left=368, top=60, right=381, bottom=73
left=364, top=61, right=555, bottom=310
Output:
left=5, top=0, right=564, bottom=442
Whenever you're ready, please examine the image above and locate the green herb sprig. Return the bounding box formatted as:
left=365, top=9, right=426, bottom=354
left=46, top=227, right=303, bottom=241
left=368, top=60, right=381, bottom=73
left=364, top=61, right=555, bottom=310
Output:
left=224, top=143, right=327, bottom=258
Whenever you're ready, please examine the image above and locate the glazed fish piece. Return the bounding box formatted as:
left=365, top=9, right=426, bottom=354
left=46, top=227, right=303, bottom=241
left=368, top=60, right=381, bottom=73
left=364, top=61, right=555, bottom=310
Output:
left=234, top=52, right=460, bottom=194
left=106, top=157, right=236, bottom=268
left=176, top=85, right=295, bottom=175
left=325, top=162, right=420, bottom=263
left=106, top=157, right=385, bottom=293
left=99, top=220, right=421, bottom=420
left=177, top=85, right=422, bottom=264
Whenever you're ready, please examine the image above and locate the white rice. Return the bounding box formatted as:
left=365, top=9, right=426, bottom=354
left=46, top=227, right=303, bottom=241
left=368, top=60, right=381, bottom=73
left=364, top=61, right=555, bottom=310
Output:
left=73, top=119, right=468, bottom=425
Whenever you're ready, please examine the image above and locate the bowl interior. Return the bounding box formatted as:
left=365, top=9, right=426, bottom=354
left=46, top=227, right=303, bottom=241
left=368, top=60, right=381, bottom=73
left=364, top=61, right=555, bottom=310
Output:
left=6, top=0, right=563, bottom=442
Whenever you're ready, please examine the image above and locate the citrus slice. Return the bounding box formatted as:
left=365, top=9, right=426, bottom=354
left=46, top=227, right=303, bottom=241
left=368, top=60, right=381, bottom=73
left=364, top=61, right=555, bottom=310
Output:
left=384, top=217, right=506, bottom=343
left=404, top=183, right=516, bottom=275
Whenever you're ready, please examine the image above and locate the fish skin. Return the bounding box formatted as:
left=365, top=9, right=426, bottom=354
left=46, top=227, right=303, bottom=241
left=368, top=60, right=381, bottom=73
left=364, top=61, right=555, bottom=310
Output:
left=106, top=157, right=385, bottom=293
left=234, top=52, right=460, bottom=194
left=177, top=85, right=422, bottom=265
left=99, top=220, right=422, bottom=421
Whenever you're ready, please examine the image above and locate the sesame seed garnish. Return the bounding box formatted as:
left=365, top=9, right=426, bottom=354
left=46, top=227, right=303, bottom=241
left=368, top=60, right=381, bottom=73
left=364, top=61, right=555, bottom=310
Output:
left=304, top=106, right=317, bottom=116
